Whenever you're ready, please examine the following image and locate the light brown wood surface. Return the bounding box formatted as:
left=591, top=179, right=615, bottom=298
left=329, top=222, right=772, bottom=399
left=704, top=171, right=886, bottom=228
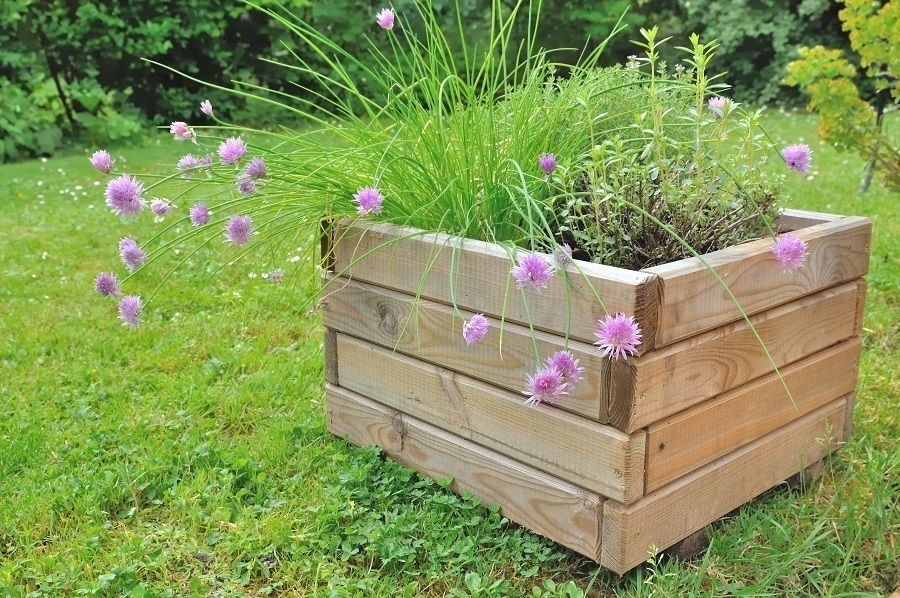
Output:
left=334, top=333, right=646, bottom=503
left=326, top=384, right=605, bottom=560
left=615, top=281, right=862, bottom=431
left=643, top=216, right=871, bottom=348
left=645, top=339, right=861, bottom=491
left=331, top=220, right=660, bottom=350
left=601, top=397, right=847, bottom=574
left=776, top=208, right=844, bottom=231
left=323, top=328, right=339, bottom=385
left=853, top=278, right=868, bottom=335
left=322, top=275, right=610, bottom=421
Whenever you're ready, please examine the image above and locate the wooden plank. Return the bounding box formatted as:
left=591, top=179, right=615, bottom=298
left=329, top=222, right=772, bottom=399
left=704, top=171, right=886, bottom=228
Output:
left=601, top=397, right=847, bottom=574
left=843, top=392, right=857, bottom=441
left=776, top=208, right=844, bottom=231
left=322, top=275, right=610, bottom=421
left=323, top=328, right=339, bottom=385
left=644, top=216, right=872, bottom=348
left=614, top=281, right=861, bottom=431
left=331, top=220, right=660, bottom=351
left=853, top=278, right=868, bottom=336
left=334, top=333, right=646, bottom=504
left=645, top=338, right=862, bottom=492
left=326, top=384, right=605, bottom=560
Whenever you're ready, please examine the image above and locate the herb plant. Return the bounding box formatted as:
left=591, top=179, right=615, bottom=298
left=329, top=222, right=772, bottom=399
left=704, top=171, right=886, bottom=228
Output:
left=90, top=0, right=812, bottom=401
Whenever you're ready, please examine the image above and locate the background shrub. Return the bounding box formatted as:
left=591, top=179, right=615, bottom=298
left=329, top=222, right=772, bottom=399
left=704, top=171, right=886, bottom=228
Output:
left=0, top=0, right=867, bottom=162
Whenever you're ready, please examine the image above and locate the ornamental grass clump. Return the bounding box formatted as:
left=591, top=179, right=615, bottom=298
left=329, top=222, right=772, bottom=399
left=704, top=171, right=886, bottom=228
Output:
left=89, top=0, right=812, bottom=404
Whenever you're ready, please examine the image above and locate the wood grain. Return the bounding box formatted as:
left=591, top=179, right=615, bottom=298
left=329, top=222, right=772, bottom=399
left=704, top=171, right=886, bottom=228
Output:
left=853, top=278, right=868, bottom=336
left=326, top=383, right=605, bottom=560
left=331, top=220, right=660, bottom=351
left=322, top=275, right=610, bottom=421
left=613, top=281, right=862, bottom=431
left=334, top=333, right=646, bottom=504
left=645, top=338, right=861, bottom=492
left=643, top=216, right=872, bottom=348
left=776, top=208, right=844, bottom=231
left=323, top=328, right=339, bottom=385
left=601, top=397, right=847, bottom=574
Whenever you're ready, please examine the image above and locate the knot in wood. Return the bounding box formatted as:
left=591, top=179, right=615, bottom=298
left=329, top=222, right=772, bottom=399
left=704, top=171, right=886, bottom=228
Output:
left=376, top=301, right=399, bottom=335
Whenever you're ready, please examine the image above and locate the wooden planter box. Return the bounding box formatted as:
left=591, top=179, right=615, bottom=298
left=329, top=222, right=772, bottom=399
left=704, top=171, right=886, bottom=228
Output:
left=320, top=209, right=871, bottom=573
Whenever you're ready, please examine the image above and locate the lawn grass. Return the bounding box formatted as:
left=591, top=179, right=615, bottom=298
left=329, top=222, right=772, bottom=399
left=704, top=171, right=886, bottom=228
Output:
left=0, top=112, right=897, bottom=597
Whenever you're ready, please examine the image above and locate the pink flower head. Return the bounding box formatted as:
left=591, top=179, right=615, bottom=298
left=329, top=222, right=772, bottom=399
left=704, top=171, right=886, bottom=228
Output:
left=546, top=350, right=584, bottom=385
left=118, top=295, right=142, bottom=327
left=512, top=253, right=554, bottom=292
left=94, top=272, right=121, bottom=297
left=169, top=121, right=195, bottom=142
left=376, top=8, right=395, bottom=30
left=462, top=313, right=489, bottom=345
left=237, top=176, right=256, bottom=196
left=245, top=157, right=266, bottom=179
left=105, top=174, right=146, bottom=219
left=119, top=237, right=146, bottom=273
left=782, top=144, right=811, bottom=173
left=218, top=137, right=247, bottom=166
left=177, top=154, right=200, bottom=177
left=708, top=96, right=728, bottom=118
left=554, top=243, right=573, bottom=268
left=539, top=153, right=557, bottom=176
left=524, top=365, right=568, bottom=406
left=353, top=186, right=384, bottom=215
left=150, top=199, right=172, bottom=215
left=225, top=215, right=254, bottom=246
left=267, top=269, right=284, bottom=285
left=200, top=100, right=213, bottom=116
left=772, top=234, right=808, bottom=273
left=190, top=202, right=210, bottom=226
left=594, top=313, right=642, bottom=361
left=89, top=150, right=114, bottom=174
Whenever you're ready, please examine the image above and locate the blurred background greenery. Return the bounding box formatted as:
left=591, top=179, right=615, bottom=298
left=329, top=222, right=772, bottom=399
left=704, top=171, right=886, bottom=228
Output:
left=0, top=0, right=859, bottom=162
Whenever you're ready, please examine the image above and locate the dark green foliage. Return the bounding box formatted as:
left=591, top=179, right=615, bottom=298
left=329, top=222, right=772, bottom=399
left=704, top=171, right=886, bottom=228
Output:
left=671, top=0, right=853, bottom=105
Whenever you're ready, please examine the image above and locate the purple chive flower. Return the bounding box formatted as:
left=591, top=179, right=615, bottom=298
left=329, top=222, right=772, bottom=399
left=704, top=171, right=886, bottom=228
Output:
left=462, top=314, right=489, bottom=345
left=783, top=144, right=812, bottom=173
left=524, top=365, right=568, bottom=406
left=218, top=137, right=246, bottom=166
left=177, top=154, right=200, bottom=177
left=225, top=215, right=253, bottom=246
left=554, top=243, right=573, bottom=267
left=267, top=269, right=284, bottom=285
left=546, top=350, right=584, bottom=385
left=119, top=237, right=146, bottom=273
left=539, top=153, right=557, bottom=176
left=708, top=96, right=728, bottom=118
left=151, top=199, right=172, bottom=215
left=169, top=121, right=195, bottom=141
left=89, top=150, right=114, bottom=175
left=199, top=156, right=214, bottom=176
left=200, top=100, right=213, bottom=116
left=376, top=8, right=395, bottom=30
left=94, top=272, right=121, bottom=297
left=190, top=202, right=210, bottom=227
left=237, top=176, right=256, bottom=196
left=105, top=174, right=146, bottom=219
left=353, top=186, right=384, bottom=215
left=594, top=313, right=642, bottom=361
left=772, top=234, right=808, bottom=273
left=512, top=253, right=554, bottom=292
left=245, top=157, right=266, bottom=179
left=118, top=295, right=142, bottom=327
